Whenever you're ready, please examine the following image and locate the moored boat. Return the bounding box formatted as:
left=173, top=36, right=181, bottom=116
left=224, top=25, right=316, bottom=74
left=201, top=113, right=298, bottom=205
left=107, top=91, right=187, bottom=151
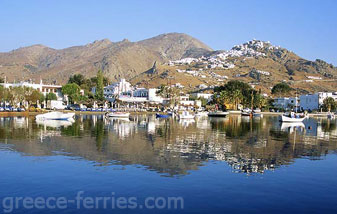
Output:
left=241, top=108, right=252, bottom=117
left=208, top=111, right=229, bottom=117
left=280, top=112, right=307, bottom=122
left=36, top=111, right=75, bottom=121
left=156, top=113, right=171, bottom=118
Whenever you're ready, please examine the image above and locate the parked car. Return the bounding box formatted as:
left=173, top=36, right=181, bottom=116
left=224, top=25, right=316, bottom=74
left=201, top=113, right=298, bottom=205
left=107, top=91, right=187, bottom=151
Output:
left=67, top=104, right=80, bottom=111
left=0, top=107, right=4, bottom=112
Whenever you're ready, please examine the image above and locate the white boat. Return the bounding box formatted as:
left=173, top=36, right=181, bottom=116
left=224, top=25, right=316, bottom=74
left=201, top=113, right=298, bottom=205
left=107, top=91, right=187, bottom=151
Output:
left=195, top=111, right=208, bottom=117
left=179, top=111, right=195, bottom=119
left=253, top=109, right=263, bottom=117
left=36, top=111, right=75, bottom=121
left=327, top=112, right=336, bottom=119
left=208, top=111, right=229, bottom=117
left=106, top=112, right=130, bottom=118
left=241, top=108, right=252, bottom=117
left=280, top=112, right=307, bottom=122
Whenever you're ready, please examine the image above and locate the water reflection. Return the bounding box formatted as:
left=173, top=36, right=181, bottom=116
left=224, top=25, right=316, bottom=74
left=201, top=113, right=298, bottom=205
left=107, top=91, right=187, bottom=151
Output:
left=0, top=115, right=336, bottom=176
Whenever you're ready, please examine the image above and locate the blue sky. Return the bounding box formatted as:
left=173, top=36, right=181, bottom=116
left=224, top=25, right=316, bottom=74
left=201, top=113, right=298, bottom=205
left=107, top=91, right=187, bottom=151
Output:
left=0, top=0, right=336, bottom=64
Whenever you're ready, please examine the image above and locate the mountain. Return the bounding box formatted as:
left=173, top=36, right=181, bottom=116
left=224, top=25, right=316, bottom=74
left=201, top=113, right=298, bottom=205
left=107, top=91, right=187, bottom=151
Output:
left=1, top=35, right=336, bottom=94
left=0, top=33, right=212, bottom=84
left=131, top=39, right=337, bottom=95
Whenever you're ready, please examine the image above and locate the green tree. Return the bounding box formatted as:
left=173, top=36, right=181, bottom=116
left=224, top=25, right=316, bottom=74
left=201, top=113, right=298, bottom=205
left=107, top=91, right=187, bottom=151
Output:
left=95, top=70, right=104, bottom=101
left=46, top=92, right=57, bottom=101
left=271, top=82, right=292, bottom=96
left=68, top=74, right=85, bottom=86
left=322, top=97, right=337, bottom=112
left=62, top=83, right=81, bottom=103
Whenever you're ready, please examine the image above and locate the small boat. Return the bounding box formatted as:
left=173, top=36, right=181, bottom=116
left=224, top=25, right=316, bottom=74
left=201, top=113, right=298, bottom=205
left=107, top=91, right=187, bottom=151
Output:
left=327, top=112, right=336, bottom=119
left=208, top=111, right=229, bottom=117
left=105, top=112, right=130, bottom=118
left=280, top=112, right=307, bottom=122
left=253, top=109, right=263, bottom=117
left=241, top=108, right=252, bottom=117
left=179, top=111, right=195, bottom=119
left=156, top=113, right=170, bottom=118
left=36, top=111, right=75, bottom=121
left=195, top=111, right=208, bottom=117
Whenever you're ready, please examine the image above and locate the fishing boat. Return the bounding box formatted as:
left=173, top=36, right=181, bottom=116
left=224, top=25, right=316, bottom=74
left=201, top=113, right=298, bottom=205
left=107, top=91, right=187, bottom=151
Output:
left=36, top=111, right=75, bottom=121
left=280, top=112, right=307, bottom=122
left=179, top=111, right=195, bottom=119
left=241, top=108, right=252, bottom=117
left=208, top=111, right=229, bottom=117
left=105, top=112, right=130, bottom=118
left=156, top=113, right=171, bottom=118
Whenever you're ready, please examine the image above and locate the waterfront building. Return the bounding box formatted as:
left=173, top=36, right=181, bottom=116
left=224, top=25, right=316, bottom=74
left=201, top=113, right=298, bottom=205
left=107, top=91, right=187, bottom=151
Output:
left=273, top=97, right=298, bottom=110
left=300, top=92, right=337, bottom=111
left=0, top=80, right=63, bottom=101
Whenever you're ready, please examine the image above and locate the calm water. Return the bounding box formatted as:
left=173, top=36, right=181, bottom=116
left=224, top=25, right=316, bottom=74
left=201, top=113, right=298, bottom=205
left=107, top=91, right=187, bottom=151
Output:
left=0, top=114, right=337, bottom=213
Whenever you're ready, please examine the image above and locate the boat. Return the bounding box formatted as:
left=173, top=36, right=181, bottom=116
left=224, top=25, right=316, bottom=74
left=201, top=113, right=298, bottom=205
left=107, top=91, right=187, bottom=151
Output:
left=156, top=113, right=171, bottom=118
left=36, top=111, right=75, bottom=121
left=208, top=111, right=229, bottom=117
left=241, top=108, right=252, bottom=117
left=327, top=112, right=336, bottom=119
left=105, top=112, right=130, bottom=118
left=280, top=112, right=307, bottom=122
left=195, top=111, right=208, bottom=117
left=179, top=111, right=195, bottom=119
left=253, top=108, right=263, bottom=117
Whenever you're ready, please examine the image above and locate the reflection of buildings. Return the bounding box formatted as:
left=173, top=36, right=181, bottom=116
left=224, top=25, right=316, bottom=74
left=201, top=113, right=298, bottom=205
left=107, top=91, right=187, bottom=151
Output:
left=1, top=115, right=337, bottom=176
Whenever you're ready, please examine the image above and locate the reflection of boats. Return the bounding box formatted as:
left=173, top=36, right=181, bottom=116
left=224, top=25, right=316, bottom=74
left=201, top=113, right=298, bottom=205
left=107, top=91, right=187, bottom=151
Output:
left=241, top=108, right=252, bottom=117
left=108, top=117, right=130, bottom=122
left=36, top=111, right=75, bottom=121
left=106, top=112, right=130, bottom=118
left=281, top=112, right=307, bottom=122
left=36, top=118, right=75, bottom=128
left=179, top=111, right=195, bottom=119
left=208, top=111, right=229, bottom=117
left=281, top=122, right=305, bottom=132
left=327, top=112, right=336, bottom=119
left=156, top=113, right=171, bottom=118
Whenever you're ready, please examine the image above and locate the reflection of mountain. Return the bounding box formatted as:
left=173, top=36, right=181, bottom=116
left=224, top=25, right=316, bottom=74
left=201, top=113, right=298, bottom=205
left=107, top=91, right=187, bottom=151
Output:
left=0, top=115, right=336, bottom=176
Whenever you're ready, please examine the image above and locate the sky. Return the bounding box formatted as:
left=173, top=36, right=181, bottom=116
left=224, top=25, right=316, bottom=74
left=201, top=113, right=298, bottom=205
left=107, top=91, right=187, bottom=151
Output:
left=0, top=0, right=336, bottom=64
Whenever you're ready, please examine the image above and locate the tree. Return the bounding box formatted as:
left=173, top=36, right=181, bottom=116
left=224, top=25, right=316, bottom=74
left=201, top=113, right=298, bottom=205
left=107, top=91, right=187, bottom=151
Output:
left=24, top=87, right=44, bottom=108
left=62, top=83, right=81, bottom=103
left=254, top=94, right=267, bottom=109
left=68, top=74, right=85, bottom=86
left=46, top=92, right=57, bottom=101
left=271, top=82, right=292, bottom=96
left=0, top=77, right=4, bottom=83
left=322, top=97, right=337, bottom=112
left=95, top=70, right=104, bottom=101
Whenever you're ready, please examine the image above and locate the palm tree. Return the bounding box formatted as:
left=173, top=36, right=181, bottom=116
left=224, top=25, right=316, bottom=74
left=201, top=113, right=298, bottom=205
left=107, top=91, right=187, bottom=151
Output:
left=231, top=89, right=243, bottom=110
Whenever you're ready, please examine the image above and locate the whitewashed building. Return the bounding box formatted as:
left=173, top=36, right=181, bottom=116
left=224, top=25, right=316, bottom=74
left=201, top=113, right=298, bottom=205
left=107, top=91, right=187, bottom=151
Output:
left=273, top=97, right=299, bottom=110
left=300, top=92, right=337, bottom=111
left=0, top=80, right=63, bottom=101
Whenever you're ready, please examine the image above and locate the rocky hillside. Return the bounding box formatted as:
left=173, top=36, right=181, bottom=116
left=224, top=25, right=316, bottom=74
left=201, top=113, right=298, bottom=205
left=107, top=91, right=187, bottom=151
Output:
left=0, top=33, right=212, bottom=84
left=131, top=39, right=337, bottom=95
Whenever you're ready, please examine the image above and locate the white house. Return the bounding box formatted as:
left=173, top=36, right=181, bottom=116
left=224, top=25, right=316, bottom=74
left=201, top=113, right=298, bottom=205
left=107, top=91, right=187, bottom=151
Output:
left=0, top=80, right=63, bottom=101
left=300, top=92, right=337, bottom=111
left=273, top=97, right=298, bottom=110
